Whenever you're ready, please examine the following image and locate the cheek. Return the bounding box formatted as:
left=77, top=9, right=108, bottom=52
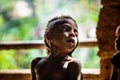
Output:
left=52, top=32, right=64, bottom=41
left=75, top=38, right=78, bottom=45
left=51, top=30, right=59, bottom=38
left=63, top=32, right=69, bottom=37
left=54, top=32, right=68, bottom=40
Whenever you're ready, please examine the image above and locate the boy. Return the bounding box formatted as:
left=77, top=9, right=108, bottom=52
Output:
left=31, top=15, right=82, bottom=80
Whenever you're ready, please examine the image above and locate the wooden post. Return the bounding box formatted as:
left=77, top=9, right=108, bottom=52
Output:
left=96, top=0, right=120, bottom=79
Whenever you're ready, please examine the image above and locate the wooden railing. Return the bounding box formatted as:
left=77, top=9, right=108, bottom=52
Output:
left=0, top=39, right=97, bottom=49
left=0, top=38, right=100, bottom=80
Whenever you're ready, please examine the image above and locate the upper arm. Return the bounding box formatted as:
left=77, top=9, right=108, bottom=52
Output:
left=110, top=64, right=118, bottom=80
left=31, top=57, right=42, bottom=80
left=67, top=60, right=82, bottom=80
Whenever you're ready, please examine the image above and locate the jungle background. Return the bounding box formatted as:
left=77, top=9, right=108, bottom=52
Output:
left=0, top=0, right=101, bottom=69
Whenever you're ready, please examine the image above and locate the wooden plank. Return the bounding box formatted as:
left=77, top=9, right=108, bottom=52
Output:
left=0, top=69, right=100, bottom=80
left=0, top=40, right=46, bottom=50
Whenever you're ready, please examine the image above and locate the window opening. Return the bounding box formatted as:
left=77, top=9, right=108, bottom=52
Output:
left=0, top=0, right=101, bottom=69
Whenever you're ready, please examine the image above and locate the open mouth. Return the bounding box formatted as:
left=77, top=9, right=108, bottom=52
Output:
left=66, top=38, right=75, bottom=44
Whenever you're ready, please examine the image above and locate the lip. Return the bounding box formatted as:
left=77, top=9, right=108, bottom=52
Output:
left=66, top=37, right=75, bottom=44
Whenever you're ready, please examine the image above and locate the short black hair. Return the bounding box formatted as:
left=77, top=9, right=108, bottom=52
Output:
left=46, top=15, right=77, bottom=28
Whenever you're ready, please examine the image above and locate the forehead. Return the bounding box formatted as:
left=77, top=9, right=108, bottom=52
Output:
left=48, top=19, right=77, bottom=29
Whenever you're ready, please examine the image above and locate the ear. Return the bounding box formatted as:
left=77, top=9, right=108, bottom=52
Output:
left=45, top=32, right=52, bottom=40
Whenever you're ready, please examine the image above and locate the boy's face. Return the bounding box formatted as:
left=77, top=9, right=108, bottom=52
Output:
left=48, top=19, right=78, bottom=53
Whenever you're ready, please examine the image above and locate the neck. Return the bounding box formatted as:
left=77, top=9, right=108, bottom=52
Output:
left=48, top=47, right=72, bottom=60
left=50, top=53, right=67, bottom=58
left=49, top=54, right=71, bottom=62
left=50, top=48, right=69, bottom=57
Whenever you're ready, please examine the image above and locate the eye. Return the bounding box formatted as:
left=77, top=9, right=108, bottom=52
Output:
left=74, top=29, right=78, bottom=37
left=63, top=26, right=70, bottom=32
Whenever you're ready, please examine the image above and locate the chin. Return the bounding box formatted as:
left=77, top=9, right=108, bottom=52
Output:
left=65, top=48, right=74, bottom=53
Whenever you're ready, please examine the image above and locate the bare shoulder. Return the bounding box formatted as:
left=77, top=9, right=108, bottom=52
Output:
left=67, top=56, right=82, bottom=80
left=31, top=57, right=43, bottom=66
left=32, top=57, right=42, bottom=62
left=67, top=56, right=81, bottom=69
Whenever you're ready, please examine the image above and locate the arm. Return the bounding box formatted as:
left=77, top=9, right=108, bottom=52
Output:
left=31, top=57, right=42, bottom=80
left=67, top=61, right=82, bottom=80
left=110, top=65, right=118, bottom=80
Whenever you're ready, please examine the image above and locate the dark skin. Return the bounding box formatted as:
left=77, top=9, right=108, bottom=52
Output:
left=110, top=25, right=120, bottom=80
left=31, top=16, right=82, bottom=80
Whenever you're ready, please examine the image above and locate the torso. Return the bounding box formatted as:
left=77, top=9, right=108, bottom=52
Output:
left=35, top=56, right=72, bottom=80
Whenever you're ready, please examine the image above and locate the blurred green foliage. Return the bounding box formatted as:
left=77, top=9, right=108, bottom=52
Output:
left=0, top=17, right=37, bottom=41
left=0, top=49, right=47, bottom=69
left=0, top=0, right=100, bottom=69
left=83, top=47, right=100, bottom=68
left=72, top=47, right=100, bottom=68
left=0, top=50, right=17, bottom=69
left=15, top=49, right=47, bottom=69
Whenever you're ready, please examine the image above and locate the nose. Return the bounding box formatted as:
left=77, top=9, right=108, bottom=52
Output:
left=69, top=29, right=75, bottom=37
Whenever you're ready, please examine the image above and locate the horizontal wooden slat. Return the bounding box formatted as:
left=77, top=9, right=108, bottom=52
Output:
left=0, top=69, right=100, bottom=75
left=78, top=39, right=98, bottom=47
left=0, top=69, right=100, bottom=80
left=0, top=39, right=98, bottom=50
left=0, top=40, right=46, bottom=50
left=0, top=69, right=30, bottom=74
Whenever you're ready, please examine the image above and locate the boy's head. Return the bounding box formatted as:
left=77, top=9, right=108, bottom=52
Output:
left=44, top=15, right=78, bottom=55
left=115, top=25, right=120, bottom=51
